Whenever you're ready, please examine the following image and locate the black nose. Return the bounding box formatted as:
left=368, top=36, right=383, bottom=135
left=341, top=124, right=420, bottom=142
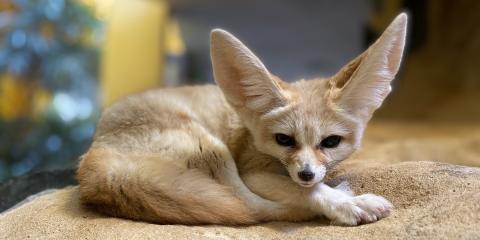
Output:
left=298, top=170, right=315, bottom=182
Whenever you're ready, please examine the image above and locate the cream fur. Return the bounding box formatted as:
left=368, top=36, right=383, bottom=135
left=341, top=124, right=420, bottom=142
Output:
left=77, top=13, right=407, bottom=225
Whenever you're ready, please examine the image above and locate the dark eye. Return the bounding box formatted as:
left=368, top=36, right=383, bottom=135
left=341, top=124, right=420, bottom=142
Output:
left=319, top=135, right=342, bottom=148
left=275, top=133, right=296, bottom=147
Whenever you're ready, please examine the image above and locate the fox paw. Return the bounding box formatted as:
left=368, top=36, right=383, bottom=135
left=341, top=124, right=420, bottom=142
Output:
left=329, top=194, right=393, bottom=226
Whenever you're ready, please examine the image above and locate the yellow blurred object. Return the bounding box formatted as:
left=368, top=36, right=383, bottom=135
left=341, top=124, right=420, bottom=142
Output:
left=31, top=88, right=51, bottom=119
left=0, top=1, right=16, bottom=12
left=0, top=75, right=51, bottom=120
left=82, top=0, right=116, bottom=20
left=165, top=19, right=186, bottom=56
left=0, top=75, right=29, bottom=120
left=100, top=0, right=169, bottom=107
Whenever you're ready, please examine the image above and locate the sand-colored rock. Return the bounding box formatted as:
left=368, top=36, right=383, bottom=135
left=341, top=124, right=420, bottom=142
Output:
left=1, top=158, right=479, bottom=239
left=2, top=122, right=480, bottom=239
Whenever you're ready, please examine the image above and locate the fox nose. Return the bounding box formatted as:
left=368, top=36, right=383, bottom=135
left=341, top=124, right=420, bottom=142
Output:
left=298, top=170, right=315, bottom=182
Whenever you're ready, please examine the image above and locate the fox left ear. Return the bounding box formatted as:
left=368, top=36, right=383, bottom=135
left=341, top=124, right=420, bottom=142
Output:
left=210, top=29, right=289, bottom=114
left=328, top=13, right=407, bottom=121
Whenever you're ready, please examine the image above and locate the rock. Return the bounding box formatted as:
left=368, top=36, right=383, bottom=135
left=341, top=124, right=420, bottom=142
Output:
left=1, top=161, right=479, bottom=239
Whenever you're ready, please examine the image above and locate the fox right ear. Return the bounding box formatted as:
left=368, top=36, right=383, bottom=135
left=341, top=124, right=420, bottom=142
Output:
left=328, top=13, right=407, bottom=122
left=210, top=29, right=289, bottom=114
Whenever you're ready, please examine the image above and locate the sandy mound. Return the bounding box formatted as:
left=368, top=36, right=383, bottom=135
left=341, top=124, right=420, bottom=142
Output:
left=1, top=160, right=479, bottom=239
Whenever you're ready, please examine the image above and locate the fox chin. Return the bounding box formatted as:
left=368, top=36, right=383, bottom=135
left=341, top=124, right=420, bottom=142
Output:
left=77, top=13, right=407, bottom=226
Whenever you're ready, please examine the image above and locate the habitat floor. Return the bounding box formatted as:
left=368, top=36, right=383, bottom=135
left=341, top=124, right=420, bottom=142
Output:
left=1, top=121, right=479, bottom=239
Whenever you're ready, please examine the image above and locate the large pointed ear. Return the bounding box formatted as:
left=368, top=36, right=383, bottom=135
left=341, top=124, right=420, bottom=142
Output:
left=210, top=29, right=289, bottom=114
left=328, top=13, right=407, bottom=121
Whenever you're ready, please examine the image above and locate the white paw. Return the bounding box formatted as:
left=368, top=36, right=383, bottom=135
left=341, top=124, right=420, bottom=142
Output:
left=329, top=194, right=393, bottom=226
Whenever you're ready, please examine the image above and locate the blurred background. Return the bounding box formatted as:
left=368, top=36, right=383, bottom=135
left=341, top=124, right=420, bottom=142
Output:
left=0, top=0, right=479, bottom=210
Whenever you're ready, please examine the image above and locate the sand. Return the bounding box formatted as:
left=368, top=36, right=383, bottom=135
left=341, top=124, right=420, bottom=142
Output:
left=1, top=122, right=480, bottom=239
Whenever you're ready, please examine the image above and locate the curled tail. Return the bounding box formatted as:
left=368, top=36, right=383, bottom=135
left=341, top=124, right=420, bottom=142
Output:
left=77, top=147, right=257, bottom=225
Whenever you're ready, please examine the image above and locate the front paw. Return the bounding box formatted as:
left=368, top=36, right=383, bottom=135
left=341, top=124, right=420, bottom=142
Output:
left=329, top=194, right=393, bottom=226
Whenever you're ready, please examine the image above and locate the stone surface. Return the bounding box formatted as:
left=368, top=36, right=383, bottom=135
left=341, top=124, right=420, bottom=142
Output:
left=2, top=122, right=480, bottom=239
left=1, top=159, right=479, bottom=239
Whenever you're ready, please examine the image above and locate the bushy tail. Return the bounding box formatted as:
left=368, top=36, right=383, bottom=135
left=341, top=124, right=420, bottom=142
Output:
left=77, top=147, right=257, bottom=225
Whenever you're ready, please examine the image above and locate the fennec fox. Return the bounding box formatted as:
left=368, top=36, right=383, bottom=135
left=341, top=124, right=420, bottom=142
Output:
left=77, top=14, right=407, bottom=225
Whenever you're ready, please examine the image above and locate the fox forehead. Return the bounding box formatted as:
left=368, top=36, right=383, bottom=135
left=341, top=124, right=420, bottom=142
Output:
left=262, top=78, right=354, bottom=146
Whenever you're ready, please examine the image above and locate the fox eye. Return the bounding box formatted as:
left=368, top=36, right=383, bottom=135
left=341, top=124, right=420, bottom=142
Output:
left=275, top=133, right=296, bottom=147
left=319, top=135, right=342, bottom=148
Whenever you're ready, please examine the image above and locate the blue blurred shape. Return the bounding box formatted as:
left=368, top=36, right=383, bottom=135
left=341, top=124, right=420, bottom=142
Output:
left=77, top=98, right=93, bottom=120
left=71, top=124, right=95, bottom=142
left=8, top=53, right=29, bottom=75
left=46, top=135, right=62, bottom=152
left=10, top=30, right=27, bottom=49
left=31, top=33, right=50, bottom=54
left=0, top=13, right=11, bottom=29
left=53, top=93, right=77, bottom=122
left=44, top=0, right=65, bottom=20
left=11, top=152, right=40, bottom=177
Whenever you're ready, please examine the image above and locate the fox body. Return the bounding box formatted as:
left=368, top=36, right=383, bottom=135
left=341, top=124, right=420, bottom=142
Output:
left=77, top=14, right=407, bottom=225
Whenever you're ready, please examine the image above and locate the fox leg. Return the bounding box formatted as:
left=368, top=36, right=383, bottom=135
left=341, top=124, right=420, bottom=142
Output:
left=187, top=130, right=287, bottom=220
left=242, top=171, right=392, bottom=225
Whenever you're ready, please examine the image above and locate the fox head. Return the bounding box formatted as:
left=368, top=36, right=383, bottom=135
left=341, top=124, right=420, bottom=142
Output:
left=211, top=14, right=407, bottom=187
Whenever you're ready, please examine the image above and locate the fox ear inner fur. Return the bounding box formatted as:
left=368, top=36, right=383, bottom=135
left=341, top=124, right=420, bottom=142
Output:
left=328, top=13, right=408, bottom=121
left=210, top=29, right=289, bottom=114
